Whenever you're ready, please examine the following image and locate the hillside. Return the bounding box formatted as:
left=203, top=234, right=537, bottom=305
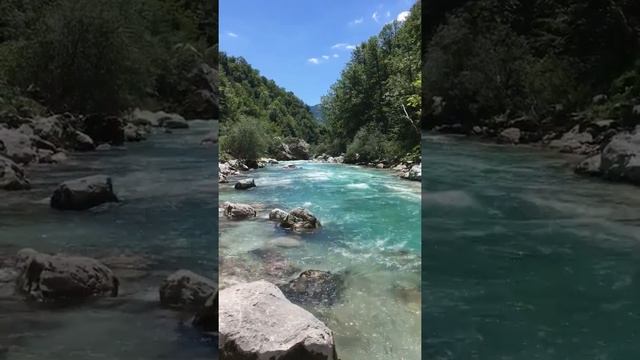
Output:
left=318, top=1, right=421, bottom=163
left=309, top=104, right=325, bottom=123
left=218, top=53, right=319, bottom=143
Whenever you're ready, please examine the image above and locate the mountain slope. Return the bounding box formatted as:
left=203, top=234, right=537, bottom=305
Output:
left=219, top=52, right=319, bottom=143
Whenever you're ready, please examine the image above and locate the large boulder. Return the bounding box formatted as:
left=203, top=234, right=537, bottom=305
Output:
left=575, top=154, right=602, bottom=176
left=71, top=130, right=96, bottom=151
left=548, top=125, right=595, bottom=154
left=219, top=281, right=337, bottom=360
left=269, top=208, right=289, bottom=222
left=15, top=248, right=119, bottom=301
left=160, top=114, right=189, bottom=129
left=280, top=208, right=321, bottom=231
left=159, top=270, right=217, bottom=309
left=497, top=127, right=521, bottom=144
left=280, top=270, right=344, bottom=306
left=222, top=202, right=257, bottom=220
left=0, top=128, right=37, bottom=164
left=50, top=175, right=118, bottom=210
left=193, top=291, right=217, bottom=332
left=600, top=127, right=640, bottom=184
left=0, top=155, right=30, bottom=190
left=123, top=123, right=147, bottom=142
left=234, top=178, right=256, bottom=190
left=401, top=163, right=421, bottom=181
left=275, top=137, right=311, bottom=160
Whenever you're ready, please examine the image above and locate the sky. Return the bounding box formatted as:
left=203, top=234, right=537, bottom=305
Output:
left=220, top=0, right=415, bottom=106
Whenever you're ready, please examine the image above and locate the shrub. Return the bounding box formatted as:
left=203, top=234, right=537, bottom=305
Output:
left=220, top=117, right=267, bottom=161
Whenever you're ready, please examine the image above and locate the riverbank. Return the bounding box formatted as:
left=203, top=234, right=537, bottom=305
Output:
left=0, top=119, right=217, bottom=359
left=219, top=159, right=421, bottom=359
left=423, top=133, right=640, bottom=359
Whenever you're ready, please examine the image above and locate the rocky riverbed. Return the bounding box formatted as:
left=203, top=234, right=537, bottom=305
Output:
left=218, top=156, right=421, bottom=360
left=0, top=115, right=217, bottom=359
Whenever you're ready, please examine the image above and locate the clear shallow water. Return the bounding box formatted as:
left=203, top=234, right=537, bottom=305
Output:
left=423, top=134, right=640, bottom=359
left=0, top=121, right=217, bottom=359
left=219, top=161, right=421, bottom=360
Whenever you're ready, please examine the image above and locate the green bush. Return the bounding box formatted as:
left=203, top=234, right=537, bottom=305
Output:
left=220, top=117, right=267, bottom=161
left=345, top=124, right=387, bottom=163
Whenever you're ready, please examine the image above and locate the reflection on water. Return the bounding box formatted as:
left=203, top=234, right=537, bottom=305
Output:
left=220, top=161, right=421, bottom=360
left=0, top=121, right=217, bottom=359
left=423, top=134, right=640, bottom=359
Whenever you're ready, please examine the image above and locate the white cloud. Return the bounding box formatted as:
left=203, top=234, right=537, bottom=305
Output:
left=386, top=11, right=391, bottom=18
left=397, top=11, right=410, bottom=22
left=372, top=11, right=380, bottom=23
left=226, top=31, right=239, bottom=38
left=307, top=58, right=320, bottom=65
left=332, top=43, right=356, bottom=51
left=333, top=54, right=339, bottom=58
left=349, top=17, right=364, bottom=26
left=322, top=55, right=330, bottom=60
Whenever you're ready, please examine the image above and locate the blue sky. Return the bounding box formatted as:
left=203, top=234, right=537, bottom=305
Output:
left=220, top=0, right=415, bottom=106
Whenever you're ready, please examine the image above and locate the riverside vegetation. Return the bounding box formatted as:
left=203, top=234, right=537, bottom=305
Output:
left=0, top=0, right=217, bottom=358
left=217, top=2, right=422, bottom=359
left=424, top=0, right=640, bottom=185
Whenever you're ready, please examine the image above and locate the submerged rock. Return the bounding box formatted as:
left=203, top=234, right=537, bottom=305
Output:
left=0, top=155, right=30, bottom=190
left=50, top=175, right=118, bottom=210
left=280, top=207, right=321, bottom=232
left=234, top=178, right=256, bottom=190
left=223, top=202, right=257, bottom=219
left=15, top=248, right=119, bottom=301
left=575, top=154, right=602, bottom=176
left=219, top=280, right=337, bottom=360
left=159, top=270, right=217, bottom=309
left=280, top=270, right=344, bottom=306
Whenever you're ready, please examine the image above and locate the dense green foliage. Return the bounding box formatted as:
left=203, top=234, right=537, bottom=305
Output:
left=220, top=116, right=267, bottom=161
left=424, top=0, right=640, bottom=130
left=0, top=0, right=217, bottom=116
left=318, top=1, right=421, bottom=162
left=219, top=53, right=319, bottom=147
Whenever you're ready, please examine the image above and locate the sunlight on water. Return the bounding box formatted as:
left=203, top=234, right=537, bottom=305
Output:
left=220, top=161, right=421, bottom=360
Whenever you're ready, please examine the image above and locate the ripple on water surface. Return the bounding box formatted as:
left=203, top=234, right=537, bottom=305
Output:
left=220, top=161, right=421, bottom=360
left=423, top=134, right=640, bottom=359
left=0, top=122, right=217, bottom=359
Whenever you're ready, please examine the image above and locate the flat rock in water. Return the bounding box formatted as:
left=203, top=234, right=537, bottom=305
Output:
left=222, top=202, right=257, bottom=219
left=280, top=269, right=344, bottom=306
left=50, top=175, right=118, bottom=210
left=219, top=280, right=337, bottom=360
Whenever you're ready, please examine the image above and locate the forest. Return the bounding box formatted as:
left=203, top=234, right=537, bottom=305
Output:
left=218, top=52, right=319, bottom=160
left=423, top=0, right=640, bottom=135
left=220, top=1, right=421, bottom=164
left=0, top=0, right=217, bottom=119
left=318, top=1, right=422, bottom=164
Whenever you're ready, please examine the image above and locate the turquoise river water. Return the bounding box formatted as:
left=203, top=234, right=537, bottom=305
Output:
left=0, top=121, right=217, bottom=359
left=219, top=161, right=421, bottom=360
left=423, top=133, right=640, bottom=359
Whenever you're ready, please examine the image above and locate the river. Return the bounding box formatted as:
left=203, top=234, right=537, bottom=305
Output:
left=0, top=121, right=217, bottom=359
left=219, top=160, right=421, bottom=360
left=423, top=133, right=640, bottom=359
